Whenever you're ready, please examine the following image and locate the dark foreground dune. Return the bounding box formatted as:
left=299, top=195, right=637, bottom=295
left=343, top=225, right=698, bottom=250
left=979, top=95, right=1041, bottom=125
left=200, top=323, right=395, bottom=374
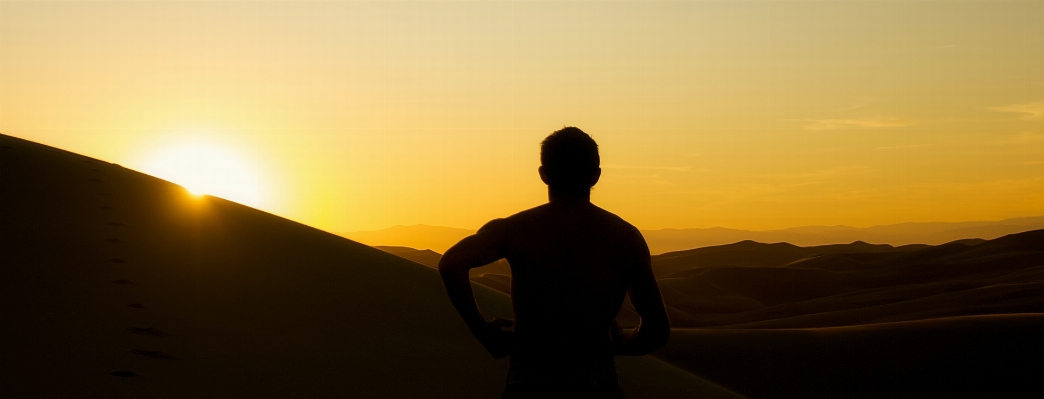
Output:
left=658, top=314, right=1044, bottom=399
left=0, top=134, right=740, bottom=398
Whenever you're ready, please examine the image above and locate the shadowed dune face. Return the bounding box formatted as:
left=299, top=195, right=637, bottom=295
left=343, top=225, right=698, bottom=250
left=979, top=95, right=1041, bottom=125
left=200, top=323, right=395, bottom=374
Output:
left=0, top=134, right=739, bottom=398
left=659, top=314, right=1044, bottom=399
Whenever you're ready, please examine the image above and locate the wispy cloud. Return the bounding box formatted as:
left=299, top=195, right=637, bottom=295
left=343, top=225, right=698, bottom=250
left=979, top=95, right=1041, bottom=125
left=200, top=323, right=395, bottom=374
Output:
left=1018, top=132, right=1044, bottom=142
left=761, top=166, right=872, bottom=182
left=802, top=118, right=913, bottom=131
left=1012, top=132, right=1044, bottom=143
left=874, top=144, right=932, bottom=150
left=989, top=101, right=1044, bottom=119
left=991, top=131, right=1044, bottom=145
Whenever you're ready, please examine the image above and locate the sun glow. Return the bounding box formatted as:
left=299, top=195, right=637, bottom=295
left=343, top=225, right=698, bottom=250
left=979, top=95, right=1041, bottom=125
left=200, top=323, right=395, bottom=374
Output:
left=142, top=140, right=265, bottom=208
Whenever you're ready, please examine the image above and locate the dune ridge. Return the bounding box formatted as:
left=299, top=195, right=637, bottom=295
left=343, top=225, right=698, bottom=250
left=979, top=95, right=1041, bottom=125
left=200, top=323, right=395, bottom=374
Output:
left=0, top=133, right=740, bottom=398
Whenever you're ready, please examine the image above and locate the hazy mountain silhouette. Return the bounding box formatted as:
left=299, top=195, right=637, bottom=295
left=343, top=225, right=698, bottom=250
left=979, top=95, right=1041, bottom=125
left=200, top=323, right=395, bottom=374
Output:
left=0, top=133, right=738, bottom=398
left=345, top=216, right=1044, bottom=255
left=343, top=225, right=475, bottom=253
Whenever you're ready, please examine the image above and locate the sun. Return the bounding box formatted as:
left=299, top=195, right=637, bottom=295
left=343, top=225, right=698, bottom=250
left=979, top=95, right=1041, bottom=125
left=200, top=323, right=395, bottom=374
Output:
left=142, top=140, right=265, bottom=208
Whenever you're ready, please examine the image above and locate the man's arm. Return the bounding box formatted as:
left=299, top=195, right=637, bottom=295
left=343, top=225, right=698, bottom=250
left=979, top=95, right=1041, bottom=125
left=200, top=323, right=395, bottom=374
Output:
left=612, top=233, right=670, bottom=356
left=438, top=219, right=513, bottom=359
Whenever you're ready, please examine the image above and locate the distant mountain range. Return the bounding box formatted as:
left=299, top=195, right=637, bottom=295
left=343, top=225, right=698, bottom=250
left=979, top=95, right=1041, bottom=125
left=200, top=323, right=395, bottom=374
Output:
left=343, top=215, right=1044, bottom=254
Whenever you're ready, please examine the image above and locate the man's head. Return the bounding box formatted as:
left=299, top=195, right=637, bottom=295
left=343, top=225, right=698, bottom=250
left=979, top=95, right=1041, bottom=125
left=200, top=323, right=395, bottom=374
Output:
left=539, top=127, right=601, bottom=196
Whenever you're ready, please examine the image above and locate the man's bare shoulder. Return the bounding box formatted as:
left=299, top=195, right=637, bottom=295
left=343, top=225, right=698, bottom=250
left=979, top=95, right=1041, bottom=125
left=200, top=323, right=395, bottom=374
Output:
left=590, top=205, right=644, bottom=239
left=476, top=204, right=548, bottom=234
left=495, top=204, right=554, bottom=225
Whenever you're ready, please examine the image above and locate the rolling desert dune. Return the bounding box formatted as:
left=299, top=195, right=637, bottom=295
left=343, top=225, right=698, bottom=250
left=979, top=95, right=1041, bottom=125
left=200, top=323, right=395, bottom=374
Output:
left=660, top=314, right=1044, bottom=398
left=0, top=133, right=741, bottom=398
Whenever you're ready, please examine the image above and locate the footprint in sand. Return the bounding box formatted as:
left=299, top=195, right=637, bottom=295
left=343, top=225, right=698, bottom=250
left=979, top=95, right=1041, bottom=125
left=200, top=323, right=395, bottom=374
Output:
left=105, top=238, right=123, bottom=243
left=110, top=258, right=127, bottom=264
left=127, top=327, right=169, bottom=336
left=132, top=349, right=176, bottom=360
left=127, top=303, right=146, bottom=309
left=112, top=279, right=134, bottom=285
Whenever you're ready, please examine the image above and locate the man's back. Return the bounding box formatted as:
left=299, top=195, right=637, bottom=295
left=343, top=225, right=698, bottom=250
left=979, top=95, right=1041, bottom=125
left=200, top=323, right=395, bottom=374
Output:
left=496, top=201, right=645, bottom=372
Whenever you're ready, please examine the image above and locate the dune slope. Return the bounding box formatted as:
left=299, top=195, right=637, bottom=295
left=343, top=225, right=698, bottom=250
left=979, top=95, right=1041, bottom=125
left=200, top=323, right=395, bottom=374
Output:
left=657, top=314, right=1044, bottom=399
left=0, top=134, right=740, bottom=398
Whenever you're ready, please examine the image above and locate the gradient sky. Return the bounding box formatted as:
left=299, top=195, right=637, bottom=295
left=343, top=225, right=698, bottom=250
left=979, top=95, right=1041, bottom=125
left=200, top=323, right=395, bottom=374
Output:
left=2, top=1, right=1043, bottom=232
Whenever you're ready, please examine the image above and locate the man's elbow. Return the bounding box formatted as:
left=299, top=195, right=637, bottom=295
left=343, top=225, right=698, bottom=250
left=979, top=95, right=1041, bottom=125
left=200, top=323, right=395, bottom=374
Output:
left=437, top=257, right=454, bottom=276
left=437, top=253, right=465, bottom=277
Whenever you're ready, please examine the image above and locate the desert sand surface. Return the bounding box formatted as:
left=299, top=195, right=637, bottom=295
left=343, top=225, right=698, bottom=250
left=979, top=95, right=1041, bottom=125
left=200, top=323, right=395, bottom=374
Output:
left=0, top=133, right=742, bottom=398
left=659, top=314, right=1044, bottom=398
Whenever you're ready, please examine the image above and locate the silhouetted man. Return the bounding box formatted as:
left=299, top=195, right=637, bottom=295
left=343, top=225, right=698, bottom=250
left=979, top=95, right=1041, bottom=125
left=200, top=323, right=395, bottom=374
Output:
left=439, top=127, right=670, bottom=398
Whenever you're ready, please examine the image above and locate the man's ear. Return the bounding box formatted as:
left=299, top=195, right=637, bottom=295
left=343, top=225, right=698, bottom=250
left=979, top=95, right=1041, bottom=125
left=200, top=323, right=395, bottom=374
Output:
left=590, top=168, right=601, bottom=186
left=539, top=166, right=550, bottom=185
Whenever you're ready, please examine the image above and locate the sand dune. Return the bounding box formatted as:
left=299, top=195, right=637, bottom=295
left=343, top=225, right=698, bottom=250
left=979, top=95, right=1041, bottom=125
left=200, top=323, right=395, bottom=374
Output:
left=656, top=314, right=1044, bottom=399
left=651, top=240, right=924, bottom=278
left=0, top=134, right=740, bottom=398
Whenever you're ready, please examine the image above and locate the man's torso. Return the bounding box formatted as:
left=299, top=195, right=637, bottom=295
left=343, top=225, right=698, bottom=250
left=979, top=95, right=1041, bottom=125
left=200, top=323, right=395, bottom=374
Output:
left=493, top=202, right=644, bottom=372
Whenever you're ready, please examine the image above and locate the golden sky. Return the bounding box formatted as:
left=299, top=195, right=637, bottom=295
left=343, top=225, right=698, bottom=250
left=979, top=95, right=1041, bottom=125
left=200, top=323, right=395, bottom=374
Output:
left=2, top=1, right=1043, bottom=232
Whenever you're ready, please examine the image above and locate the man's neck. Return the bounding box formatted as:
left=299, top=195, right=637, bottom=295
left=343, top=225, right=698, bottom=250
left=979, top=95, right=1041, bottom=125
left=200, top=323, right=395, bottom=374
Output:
left=547, top=189, right=591, bottom=204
